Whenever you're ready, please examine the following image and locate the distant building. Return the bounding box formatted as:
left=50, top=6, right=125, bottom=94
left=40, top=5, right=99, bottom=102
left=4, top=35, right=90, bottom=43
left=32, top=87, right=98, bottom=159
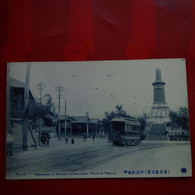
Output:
left=57, top=115, right=73, bottom=136
left=58, top=115, right=101, bottom=136
left=70, top=116, right=90, bottom=136
left=88, top=118, right=101, bottom=135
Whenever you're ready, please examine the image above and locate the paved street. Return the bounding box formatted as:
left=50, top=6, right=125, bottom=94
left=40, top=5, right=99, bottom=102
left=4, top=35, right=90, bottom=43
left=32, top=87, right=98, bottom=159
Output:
left=6, top=138, right=191, bottom=179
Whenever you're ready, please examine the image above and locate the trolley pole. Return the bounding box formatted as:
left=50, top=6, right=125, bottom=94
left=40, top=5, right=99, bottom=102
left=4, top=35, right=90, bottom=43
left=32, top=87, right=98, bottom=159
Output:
left=36, top=82, right=46, bottom=146
left=56, top=86, right=63, bottom=140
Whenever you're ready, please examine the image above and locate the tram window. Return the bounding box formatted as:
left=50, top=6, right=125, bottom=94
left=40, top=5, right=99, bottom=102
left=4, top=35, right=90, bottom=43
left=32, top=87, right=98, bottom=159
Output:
left=126, top=125, right=132, bottom=130
left=112, top=122, right=125, bottom=132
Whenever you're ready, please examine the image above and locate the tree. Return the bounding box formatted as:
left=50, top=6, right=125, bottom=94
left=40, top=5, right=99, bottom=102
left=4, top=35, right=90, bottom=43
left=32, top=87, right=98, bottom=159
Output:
left=168, top=106, right=189, bottom=131
left=178, top=106, right=189, bottom=131
left=11, top=93, right=56, bottom=126
left=28, top=94, right=56, bottom=126
left=102, top=105, right=131, bottom=133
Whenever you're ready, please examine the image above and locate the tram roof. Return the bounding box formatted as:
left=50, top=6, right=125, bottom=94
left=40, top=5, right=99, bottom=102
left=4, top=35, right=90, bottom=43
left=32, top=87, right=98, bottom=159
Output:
left=111, top=117, right=140, bottom=125
left=111, top=117, right=136, bottom=121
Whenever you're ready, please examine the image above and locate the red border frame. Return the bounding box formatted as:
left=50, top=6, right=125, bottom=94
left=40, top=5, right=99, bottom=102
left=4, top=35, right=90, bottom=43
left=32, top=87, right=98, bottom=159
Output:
left=0, top=0, right=194, bottom=194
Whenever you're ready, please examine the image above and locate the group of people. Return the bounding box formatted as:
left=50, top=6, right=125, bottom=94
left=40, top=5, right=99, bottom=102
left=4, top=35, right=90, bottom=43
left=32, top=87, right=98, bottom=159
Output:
left=65, top=134, right=96, bottom=144
left=83, top=133, right=96, bottom=142
left=41, top=133, right=51, bottom=147
left=6, top=129, right=97, bottom=156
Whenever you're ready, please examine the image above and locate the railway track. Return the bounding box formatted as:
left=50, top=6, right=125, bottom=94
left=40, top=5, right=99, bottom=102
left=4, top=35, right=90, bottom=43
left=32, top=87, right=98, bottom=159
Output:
left=35, top=141, right=188, bottom=174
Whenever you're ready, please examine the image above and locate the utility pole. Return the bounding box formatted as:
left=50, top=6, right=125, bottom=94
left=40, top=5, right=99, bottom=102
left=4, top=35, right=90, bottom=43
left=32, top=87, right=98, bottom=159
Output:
left=86, top=112, right=89, bottom=136
left=56, top=86, right=63, bottom=140
left=64, top=99, right=67, bottom=139
left=23, top=63, right=31, bottom=151
left=6, top=64, right=10, bottom=136
left=36, top=82, right=46, bottom=146
left=70, top=122, right=72, bottom=138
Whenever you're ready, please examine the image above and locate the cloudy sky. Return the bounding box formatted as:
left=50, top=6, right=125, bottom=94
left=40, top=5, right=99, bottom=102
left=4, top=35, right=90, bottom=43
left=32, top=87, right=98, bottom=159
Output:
left=8, top=59, right=188, bottom=119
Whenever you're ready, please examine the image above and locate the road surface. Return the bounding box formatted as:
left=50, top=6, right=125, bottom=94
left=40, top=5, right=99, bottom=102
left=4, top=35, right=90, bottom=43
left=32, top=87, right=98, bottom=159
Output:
left=6, top=138, right=191, bottom=179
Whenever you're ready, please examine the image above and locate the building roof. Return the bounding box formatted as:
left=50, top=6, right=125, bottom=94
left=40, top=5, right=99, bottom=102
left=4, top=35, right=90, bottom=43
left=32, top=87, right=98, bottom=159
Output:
left=59, top=115, right=100, bottom=124
left=10, top=77, right=34, bottom=100
left=10, top=77, right=25, bottom=88
left=72, top=116, right=89, bottom=121
left=59, top=115, right=72, bottom=121
left=90, top=118, right=100, bottom=124
left=71, top=116, right=90, bottom=124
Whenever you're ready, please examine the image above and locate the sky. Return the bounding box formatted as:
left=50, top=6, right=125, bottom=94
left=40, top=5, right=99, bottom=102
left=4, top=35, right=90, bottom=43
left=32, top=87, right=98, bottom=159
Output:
left=8, top=59, right=188, bottom=119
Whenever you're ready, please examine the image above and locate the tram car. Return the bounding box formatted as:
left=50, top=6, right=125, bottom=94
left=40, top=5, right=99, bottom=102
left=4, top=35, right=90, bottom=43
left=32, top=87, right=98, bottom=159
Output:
left=108, top=117, right=141, bottom=146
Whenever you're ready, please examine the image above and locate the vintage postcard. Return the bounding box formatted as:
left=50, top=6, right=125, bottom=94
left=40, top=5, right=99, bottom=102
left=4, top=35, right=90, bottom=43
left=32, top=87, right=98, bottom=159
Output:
left=6, top=59, right=192, bottom=179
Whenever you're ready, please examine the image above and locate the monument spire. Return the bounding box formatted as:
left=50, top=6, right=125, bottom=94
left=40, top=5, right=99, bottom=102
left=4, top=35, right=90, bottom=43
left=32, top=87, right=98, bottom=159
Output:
left=152, top=67, right=166, bottom=104
left=156, top=67, right=161, bottom=81
left=147, top=67, right=169, bottom=124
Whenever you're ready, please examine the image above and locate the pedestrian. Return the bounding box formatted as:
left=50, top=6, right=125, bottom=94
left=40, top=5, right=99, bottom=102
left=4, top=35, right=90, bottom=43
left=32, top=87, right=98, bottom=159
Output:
left=45, top=134, right=50, bottom=147
left=41, top=134, right=46, bottom=146
left=71, top=138, right=74, bottom=144
left=92, top=134, right=95, bottom=141
left=7, top=130, right=14, bottom=156
left=83, top=133, right=87, bottom=142
left=65, top=136, right=69, bottom=144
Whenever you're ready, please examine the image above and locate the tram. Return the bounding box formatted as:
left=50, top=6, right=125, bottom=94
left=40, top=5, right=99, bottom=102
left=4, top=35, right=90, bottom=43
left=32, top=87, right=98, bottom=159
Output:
left=108, top=117, right=141, bottom=146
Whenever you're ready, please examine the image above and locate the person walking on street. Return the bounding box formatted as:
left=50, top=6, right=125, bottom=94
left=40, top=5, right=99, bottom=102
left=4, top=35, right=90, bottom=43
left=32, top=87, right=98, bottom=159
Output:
left=83, top=133, right=87, bottom=142
left=71, top=138, right=74, bottom=144
left=45, top=134, right=50, bottom=147
left=92, top=134, right=95, bottom=141
left=7, top=130, right=14, bottom=156
left=65, top=136, right=69, bottom=144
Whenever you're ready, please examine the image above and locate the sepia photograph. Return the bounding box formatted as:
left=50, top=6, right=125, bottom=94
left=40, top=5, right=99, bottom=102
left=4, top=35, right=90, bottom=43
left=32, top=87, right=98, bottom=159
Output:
left=6, top=59, right=191, bottom=179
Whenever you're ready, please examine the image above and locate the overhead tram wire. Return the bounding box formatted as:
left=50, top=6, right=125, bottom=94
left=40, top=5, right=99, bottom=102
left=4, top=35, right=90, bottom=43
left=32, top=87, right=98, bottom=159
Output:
left=110, top=94, right=119, bottom=106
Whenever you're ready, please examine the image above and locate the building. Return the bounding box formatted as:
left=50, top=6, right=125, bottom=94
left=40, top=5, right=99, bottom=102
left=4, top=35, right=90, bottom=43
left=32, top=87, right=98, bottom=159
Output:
left=58, top=115, right=101, bottom=136
left=8, top=77, right=38, bottom=149
left=10, top=77, right=34, bottom=119
left=57, top=115, right=73, bottom=137
left=9, top=77, right=56, bottom=149
left=70, top=116, right=90, bottom=136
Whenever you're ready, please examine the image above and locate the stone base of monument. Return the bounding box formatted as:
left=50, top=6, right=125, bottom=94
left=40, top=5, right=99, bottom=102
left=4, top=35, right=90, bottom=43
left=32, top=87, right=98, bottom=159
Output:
left=146, top=123, right=168, bottom=140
